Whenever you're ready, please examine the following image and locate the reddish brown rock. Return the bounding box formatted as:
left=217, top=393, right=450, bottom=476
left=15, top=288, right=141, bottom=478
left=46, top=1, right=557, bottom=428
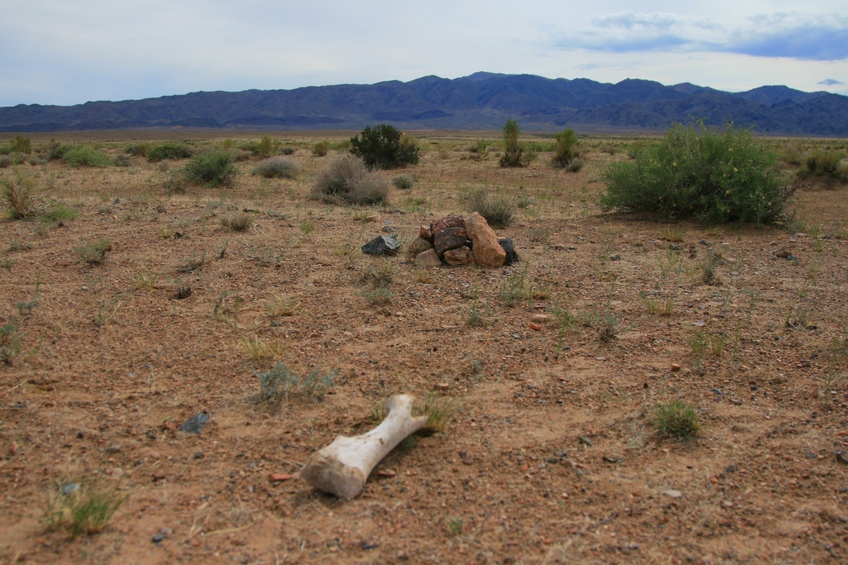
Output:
left=419, top=225, right=433, bottom=240
left=430, top=214, right=465, bottom=234
left=433, top=226, right=471, bottom=256
left=466, top=212, right=506, bottom=267
left=415, top=249, right=442, bottom=267
left=443, top=246, right=475, bottom=265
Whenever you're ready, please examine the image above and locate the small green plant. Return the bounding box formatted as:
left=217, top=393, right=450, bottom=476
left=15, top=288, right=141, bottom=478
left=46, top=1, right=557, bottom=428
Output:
left=0, top=321, right=21, bottom=364
left=416, top=392, right=454, bottom=434
left=75, top=238, right=112, bottom=265
left=459, top=188, right=514, bottom=228
left=552, top=128, right=580, bottom=169
left=252, top=156, right=301, bottom=179
left=255, top=363, right=337, bottom=402
left=464, top=298, right=489, bottom=327
left=362, top=281, right=393, bottom=305
left=42, top=480, right=125, bottom=538
left=499, top=119, right=527, bottom=168
left=177, top=252, right=205, bottom=273
left=134, top=272, right=157, bottom=291
left=183, top=150, right=236, bottom=187
left=312, top=141, right=330, bottom=156
left=44, top=205, right=78, bottom=223
left=63, top=146, right=113, bottom=167
left=392, top=173, right=415, bottom=189
left=221, top=212, right=253, bottom=232
left=350, top=124, right=420, bottom=170
left=299, top=219, right=315, bottom=234
left=469, top=139, right=488, bottom=158
left=46, top=140, right=70, bottom=161
left=125, top=142, right=149, bottom=157
left=238, top=335, right=283, bottom=361
left=312, top=155, right=389, bottom=205
left=446, top=517, right=464, bottom=536
left=653, top=400, right=700, bottom=440
left=640, top=293, right=674, bottom=316
left=500, top=267, right=530, bottom=306
left=601, top=122, right=792, bottom=224
left=255, top=134, right=282, bottom=158
left=147, top=142, right=193, bottom=161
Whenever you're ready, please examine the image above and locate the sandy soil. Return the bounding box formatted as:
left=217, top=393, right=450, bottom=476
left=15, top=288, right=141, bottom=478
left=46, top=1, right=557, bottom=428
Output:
left=1, top=132, right=847, bottom=564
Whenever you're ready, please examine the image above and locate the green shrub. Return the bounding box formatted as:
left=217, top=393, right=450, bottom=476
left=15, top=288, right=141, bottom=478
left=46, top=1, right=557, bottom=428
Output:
left=499, top=119, right=527, bottom=168
left=459, top=188, right=514, bottom=228
left=312, top=141, right=330, bottom=156
left=653, top=400, right=700, bottom=440
left=46, top=139, right=69, bottom=161
left=552, top=128, right=580, bottom=169
left=252, top=156, right=300, bottom=179
left=11, top=135, right=32, bottom=154
left=148, top=142, right=193, bottom=161
left=125, top=142, right=149, bottom=157
left=256, top=134, right=281, bottom=158
left=350, top=124, right=419, bottom=170
left=392, top=173, right=415, bottom=189
left=600, top=122, right=791, bottom=225
left=63, top=146, right=112, bottom=167
left=183, top=150, right=236, bottom=187
left=42, top=480, right=125, bottom=538
left=312, top=155, right=389, bottom=205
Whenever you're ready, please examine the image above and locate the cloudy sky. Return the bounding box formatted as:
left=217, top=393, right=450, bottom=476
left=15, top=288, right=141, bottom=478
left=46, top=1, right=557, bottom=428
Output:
left=2, top=0, right=847, bottom=107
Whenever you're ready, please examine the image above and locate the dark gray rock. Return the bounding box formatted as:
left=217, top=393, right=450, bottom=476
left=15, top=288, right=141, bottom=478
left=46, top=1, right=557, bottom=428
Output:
left=179, top=412, right=209, bottom=434
left=361, top=235, right=401, bottom=256
left=498, top=237, right=520, bottom=265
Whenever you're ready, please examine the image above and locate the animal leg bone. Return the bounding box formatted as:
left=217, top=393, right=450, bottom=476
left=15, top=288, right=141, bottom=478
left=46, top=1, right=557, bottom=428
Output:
left=300, top=394, right=427, bottom=499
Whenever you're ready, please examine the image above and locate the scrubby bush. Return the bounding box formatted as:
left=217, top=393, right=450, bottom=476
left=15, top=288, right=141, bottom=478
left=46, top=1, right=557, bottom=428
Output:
left=552, top=128, right=580, bottom=169
left=11, top=135, right=32, bottom=154
left=0, top=155, right=13, bottom=169
left=312, top=155, right=389, bottom=205
left=601, top=122, right=791, bottom=225
left=256, top=134, right=281, bottom=158
left=252, top=156, right=300, bottom=179
left=46, top=139, right=69, bottom=161
left=499, top=119, right=527, bottom=168
left=459, top=188, right=514, bottom=228
left=2, top=170, right=41, bottom=218
left=147, top=142, right=193, bottom=161
left=392, top=173, right=414, bottom=189
left=63, top=146, right=112, bottom=167
left=125, top=142, right=149, bottom=157
left=312, top=141, right=329, bottom=156
left=653, top=400, right=700, bottom=440
left=350, top=124, right=419, bottom=170
left=183, top=150, right=236, bottom=187
left=800, top=149, right=848, bottom=182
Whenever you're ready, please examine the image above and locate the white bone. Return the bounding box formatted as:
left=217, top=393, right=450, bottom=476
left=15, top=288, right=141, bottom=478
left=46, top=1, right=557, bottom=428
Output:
left=300, top=394, right=427, bottom=499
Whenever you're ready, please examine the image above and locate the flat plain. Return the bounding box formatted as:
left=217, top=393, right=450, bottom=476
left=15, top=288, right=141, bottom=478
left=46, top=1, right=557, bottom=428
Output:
left=1, top=130, right=847, bottom=564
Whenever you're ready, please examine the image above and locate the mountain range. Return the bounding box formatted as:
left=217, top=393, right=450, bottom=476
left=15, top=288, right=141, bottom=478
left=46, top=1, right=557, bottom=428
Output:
left=2, top=72, right=847, bottom=136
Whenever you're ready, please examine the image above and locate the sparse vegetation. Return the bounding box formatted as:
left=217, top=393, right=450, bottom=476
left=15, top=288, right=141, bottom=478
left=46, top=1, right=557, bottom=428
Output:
left=256, top=363, right=337, bottom=403
left=312, top=154, right=389, bottom=205
left=350, top=124, right=419, bottom=170
left=499, top=119, right=527, bottom=168
left=552, top=128, right=581, bottom=170
left=75, top=238, right=112, bottom=265
left=147, top=142, right=193, bottom=161
left=42, top=480, right=125, bottom=538
left=459, top=188, right=514, bottom=227
left=312, top=141, right=330, bottom=156
left=800, top=149, right=848, bottom=182
left=252, top=156, right=300, bottom=179
left=220, top=212, right=253, bottom=232
left=392, top=173, right=415, bottom=189
left=653, top=400, right=700, bottom=440
left=601, top=122, right=792, bottom=224
left=183, top=150, right=236, bottom=187
left=2, top=170, right=42, bottom=219
left=63, top=145, right=113, bottom=167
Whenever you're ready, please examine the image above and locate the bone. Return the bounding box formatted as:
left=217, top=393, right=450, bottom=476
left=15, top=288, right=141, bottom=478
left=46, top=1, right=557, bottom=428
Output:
left=300, top=394, right=427, bottom=499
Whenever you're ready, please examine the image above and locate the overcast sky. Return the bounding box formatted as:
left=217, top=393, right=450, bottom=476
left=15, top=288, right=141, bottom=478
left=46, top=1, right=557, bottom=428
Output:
left=2, top=0, right=847, bottom=107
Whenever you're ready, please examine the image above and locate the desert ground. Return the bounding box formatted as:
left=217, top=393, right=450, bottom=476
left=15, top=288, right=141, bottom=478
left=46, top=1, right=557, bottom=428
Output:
left=0, top=130, right=847, bottom=564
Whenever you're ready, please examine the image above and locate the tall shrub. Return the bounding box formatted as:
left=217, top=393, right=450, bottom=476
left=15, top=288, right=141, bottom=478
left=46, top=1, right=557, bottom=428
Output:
left=350, top=124, right=419, bottom=170
left=499, top=119, right=525, bottom=168
left=600, top=122, right=792, bottom=225
left=552, top=128, right=580, bottom=169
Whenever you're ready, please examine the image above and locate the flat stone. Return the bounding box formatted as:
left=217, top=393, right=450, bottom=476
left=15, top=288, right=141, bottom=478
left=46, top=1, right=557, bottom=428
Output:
left=361, top=235, right=401, bottom=256
left=467, top=212, right=506, bottom=267
left=179, top=412, right=210, bottom=434
left=443, top=246, right=475, bottom=265
left=663, top=489, right=683, bottom=499
left=415, top=249, right=442, bottom=267
left=407, top=236, right=433, bottom=258
left=433, top=226, right=471, bottom=256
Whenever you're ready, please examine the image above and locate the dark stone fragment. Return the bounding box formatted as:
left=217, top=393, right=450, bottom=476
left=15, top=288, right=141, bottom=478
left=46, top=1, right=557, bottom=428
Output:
left=361, top=235, right=401, bottom=256
left=175, top=287, right=192, bottom=299
left=498, top=237, right=520, bottom=265
left=179, top=412, right=209, bottom=434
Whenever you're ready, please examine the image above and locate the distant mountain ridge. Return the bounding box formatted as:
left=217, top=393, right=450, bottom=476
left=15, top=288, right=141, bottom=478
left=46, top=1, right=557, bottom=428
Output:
left=2, top=73, right=847, bottom=135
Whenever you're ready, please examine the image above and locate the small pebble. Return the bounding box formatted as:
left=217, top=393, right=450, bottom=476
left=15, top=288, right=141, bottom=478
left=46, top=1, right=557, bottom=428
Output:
left=268, top=473, right=292, bottom=483
left=663, top=489, right=682, bottom=499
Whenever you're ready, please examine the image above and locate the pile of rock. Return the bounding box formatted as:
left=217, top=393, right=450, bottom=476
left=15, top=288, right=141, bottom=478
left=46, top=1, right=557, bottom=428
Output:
left=408, top=212, right=518, bottom=268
